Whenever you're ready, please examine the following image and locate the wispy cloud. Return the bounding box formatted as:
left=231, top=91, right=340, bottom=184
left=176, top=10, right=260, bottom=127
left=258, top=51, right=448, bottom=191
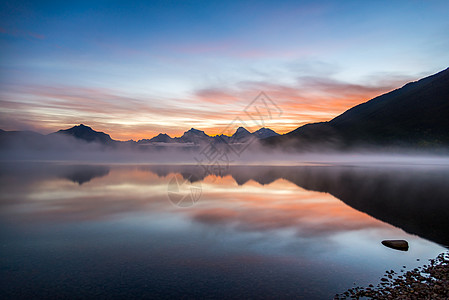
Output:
left=0, top=67, right=418, bottom=140
left=0, top=85, right=241, bottom=140
left=0, top=27, right=45, bottom=40
left=189, top=71, right=416, bottom=133
left=194, top=88, right=241, bottom=105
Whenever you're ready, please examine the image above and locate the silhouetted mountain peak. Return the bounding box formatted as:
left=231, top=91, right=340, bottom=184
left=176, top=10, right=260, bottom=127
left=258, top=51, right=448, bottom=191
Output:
left=253, top=127, right=280, bottom=139
left=61, top=124, right=94, bottom=133
left=181, top=128, right=209, bottom=138
left=186, top=128, right=206, bottom=134
left=177, top=128, right=210, bottom=144
left=149, top=133, right=173, bottom=143
left=230, top=127, right=252, bottom=143
left=56, top=124, right=115, bottom=144
left=232, top=127, right=250, bottom=137
left=235, top=126, right=249, bottom=133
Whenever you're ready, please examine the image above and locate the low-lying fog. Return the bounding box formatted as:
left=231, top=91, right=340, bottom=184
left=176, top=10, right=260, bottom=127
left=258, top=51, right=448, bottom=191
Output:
left=1, top=134, right=449, bottom=166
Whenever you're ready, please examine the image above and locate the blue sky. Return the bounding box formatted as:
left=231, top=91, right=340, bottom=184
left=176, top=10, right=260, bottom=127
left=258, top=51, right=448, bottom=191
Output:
left=1, top=0, right=448, bottom=140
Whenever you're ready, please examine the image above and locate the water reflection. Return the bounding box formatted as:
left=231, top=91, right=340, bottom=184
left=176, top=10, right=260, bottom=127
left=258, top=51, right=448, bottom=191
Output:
left=144, top=164, right=449, bottom=247
left=0, top=162, right=448, bottom=299
left=61, top=165, right=110, bottom=185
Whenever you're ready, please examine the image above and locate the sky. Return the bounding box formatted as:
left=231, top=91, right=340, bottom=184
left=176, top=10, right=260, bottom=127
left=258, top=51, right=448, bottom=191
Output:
left=1, top=0, right=448, bottom=141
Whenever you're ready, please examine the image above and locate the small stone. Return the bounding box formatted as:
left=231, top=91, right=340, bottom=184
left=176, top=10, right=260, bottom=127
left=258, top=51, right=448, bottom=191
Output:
left=381, top=240, right=409, bottom=251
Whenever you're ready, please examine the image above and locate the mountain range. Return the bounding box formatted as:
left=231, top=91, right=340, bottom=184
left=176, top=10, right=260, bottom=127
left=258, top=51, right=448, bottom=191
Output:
left=137, top=126, right=279, bottom=145
left=1, top=67, right=448, bottom=151
left=0, top=123, right=280, bottom=148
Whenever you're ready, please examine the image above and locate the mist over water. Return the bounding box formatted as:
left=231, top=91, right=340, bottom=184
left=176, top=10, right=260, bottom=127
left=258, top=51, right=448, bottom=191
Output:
left=1, top=134, right=449, bottom=167
left=2, top=133, right=449, bottom=299
left=1, top=161, right=448, bottom=299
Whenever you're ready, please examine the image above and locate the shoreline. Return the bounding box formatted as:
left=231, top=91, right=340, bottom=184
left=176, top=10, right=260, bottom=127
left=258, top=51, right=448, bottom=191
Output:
left=336, top=252, right=449, bottom=299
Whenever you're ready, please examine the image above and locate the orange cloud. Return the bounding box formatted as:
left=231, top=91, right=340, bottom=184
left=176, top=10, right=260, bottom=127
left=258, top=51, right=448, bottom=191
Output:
left=195, top=88, right=241, bottom=104
left=0, top=72, right=415, bottom=140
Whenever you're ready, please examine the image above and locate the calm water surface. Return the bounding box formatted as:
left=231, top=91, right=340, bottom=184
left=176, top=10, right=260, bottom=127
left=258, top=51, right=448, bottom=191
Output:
left=1, top=162, right=448, bottom=299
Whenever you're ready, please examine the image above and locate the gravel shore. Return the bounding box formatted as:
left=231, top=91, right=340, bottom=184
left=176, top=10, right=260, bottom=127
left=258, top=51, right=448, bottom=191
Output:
left=335, top=252, right=449, bottom=299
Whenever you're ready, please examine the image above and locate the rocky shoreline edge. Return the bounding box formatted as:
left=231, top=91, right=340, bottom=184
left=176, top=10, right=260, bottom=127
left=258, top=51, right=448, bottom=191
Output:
left=335, top=252, right=449, bottom=299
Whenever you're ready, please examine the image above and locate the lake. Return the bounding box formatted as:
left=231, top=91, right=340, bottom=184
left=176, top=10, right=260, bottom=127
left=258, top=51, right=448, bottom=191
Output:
left=1, top=162, right=448, bottom=299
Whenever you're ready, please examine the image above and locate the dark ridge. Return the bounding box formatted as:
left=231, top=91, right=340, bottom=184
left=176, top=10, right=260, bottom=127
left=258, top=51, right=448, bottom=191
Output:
left=265, top=67, right=449, bottom=149
left=54, top=124, right=115, bottom=144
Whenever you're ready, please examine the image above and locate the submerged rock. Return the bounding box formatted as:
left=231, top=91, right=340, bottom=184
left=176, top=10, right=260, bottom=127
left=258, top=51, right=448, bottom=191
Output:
left=381, top=240, right=409, bottom=251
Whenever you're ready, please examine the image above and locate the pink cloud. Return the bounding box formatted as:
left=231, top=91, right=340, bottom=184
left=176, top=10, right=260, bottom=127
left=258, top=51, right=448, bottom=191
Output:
left=0, top=71, right=415, bottom=140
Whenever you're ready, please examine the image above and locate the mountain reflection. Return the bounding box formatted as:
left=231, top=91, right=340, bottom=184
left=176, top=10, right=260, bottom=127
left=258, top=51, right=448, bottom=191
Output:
left=1, top=162, right=448, bottom=247
left=144, top=164, right=449, bottom=247
left=60, top=165, right=110, bottom=185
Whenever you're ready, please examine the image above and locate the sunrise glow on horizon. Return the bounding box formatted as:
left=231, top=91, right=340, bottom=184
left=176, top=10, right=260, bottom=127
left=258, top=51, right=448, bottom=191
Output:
left=1, top=0, right=448, bottom=141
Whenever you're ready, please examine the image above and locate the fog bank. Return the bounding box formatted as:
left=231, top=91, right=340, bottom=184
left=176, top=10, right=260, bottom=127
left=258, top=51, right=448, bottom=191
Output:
left=1, top=133, right=449, bottom=166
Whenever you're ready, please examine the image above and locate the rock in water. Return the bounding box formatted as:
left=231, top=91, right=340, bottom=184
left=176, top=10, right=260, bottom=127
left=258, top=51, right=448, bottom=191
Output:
left=381, top=240, right=409, bottom=251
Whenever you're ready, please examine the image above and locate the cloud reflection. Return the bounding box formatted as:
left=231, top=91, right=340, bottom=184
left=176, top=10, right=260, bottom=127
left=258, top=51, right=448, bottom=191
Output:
left=0, top=163, right=386, bottom=238
left=1, top=163, right=449, bottom=247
